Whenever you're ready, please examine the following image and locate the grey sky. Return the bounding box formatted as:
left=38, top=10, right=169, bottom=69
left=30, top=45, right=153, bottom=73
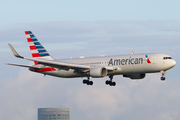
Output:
left=0, top=0, right=180, bottom=29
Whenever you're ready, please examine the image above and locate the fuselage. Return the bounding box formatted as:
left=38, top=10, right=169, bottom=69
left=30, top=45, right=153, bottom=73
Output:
left=30, top=53, right=176, bottom=78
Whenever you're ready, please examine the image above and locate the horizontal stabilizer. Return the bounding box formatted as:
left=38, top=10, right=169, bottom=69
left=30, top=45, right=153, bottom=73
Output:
left=7, top=63, right=44, bottom=69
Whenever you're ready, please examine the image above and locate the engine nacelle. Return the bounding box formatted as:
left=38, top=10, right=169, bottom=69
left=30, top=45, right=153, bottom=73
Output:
left=89, top=67, right=107, bottom=78
left=123, top=74, right=146, bottom=79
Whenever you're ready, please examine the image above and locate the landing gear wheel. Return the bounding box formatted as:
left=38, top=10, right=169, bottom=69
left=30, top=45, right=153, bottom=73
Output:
left=87, top=81, right=90, bottom=85
left=105, top=80, right=116, bottom=86
left=105, top=80, right=110, bottom=85
left=112, top=82, right=116, bottom=86
left=89, top=81, right=93, bottom=85
left=83, top=79, right=87, bottom=84
left=161, top=77, right=165, bottom=81
left=82, top=77, right=93, bottom=86
left=109, top=82, right=112, bottom=86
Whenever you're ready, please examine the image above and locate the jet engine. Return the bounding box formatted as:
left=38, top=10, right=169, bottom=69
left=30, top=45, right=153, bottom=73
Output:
left=123, top=74, right=146, bottom=79
left=89, top=67, right=107, bottom=78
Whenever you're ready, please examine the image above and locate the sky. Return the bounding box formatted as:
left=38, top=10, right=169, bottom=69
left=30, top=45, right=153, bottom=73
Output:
left=0, top=0, right=180, bottom=120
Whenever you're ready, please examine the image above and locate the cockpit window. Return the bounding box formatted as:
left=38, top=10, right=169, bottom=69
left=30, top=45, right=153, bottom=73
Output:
left=163, top=57, right=172, bottom=60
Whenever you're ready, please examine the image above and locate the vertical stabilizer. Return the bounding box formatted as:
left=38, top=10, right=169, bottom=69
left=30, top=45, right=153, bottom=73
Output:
left=25, top=31, right=54, bottom=64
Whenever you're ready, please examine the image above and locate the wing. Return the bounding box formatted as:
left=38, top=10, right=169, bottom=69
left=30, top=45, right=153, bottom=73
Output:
left=8, top=43, right=116, bottom=71
left=8, top=43, right=91, bottom=70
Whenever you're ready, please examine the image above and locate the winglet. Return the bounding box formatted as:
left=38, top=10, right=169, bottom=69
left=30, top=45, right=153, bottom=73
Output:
left=8, top=43, right=24, bottom=58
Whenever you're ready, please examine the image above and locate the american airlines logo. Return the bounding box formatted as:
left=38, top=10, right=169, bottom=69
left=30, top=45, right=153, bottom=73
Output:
left=145, top=54, right=151, bottom=63
left=108, top=57, right=143, bottom=66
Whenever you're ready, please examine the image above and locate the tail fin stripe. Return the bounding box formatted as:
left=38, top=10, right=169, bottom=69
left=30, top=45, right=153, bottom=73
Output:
left=30, top=46, right=37, bottom=50
left=31, top=50, right=48, bottom=54
left=25, top=31, right=29, bottom=35
left=36, top=46, right=44, bottom=49
left=31, top=50, right=38, bottom=53
left=25, top=31, right=32, bottom=35
left=32, top=53, right=41, bottom=57
left=28, top=42, right=35, bottom=46
left=30, top=35, right=35, bottom=38
left=32, top=38, right=38, bottom=42
left=30, top=45, right=46, bottom=50
left=40, top=53, right=50, bottom=57
left=27, top=38, right=33, bottom=42
left=27, top=31, right=32, bottom=34
left=27, top=38, right=38, bottom=42
left=34, top=42, right=41, bottom=45
left=38, top=50, right=47, bottom=53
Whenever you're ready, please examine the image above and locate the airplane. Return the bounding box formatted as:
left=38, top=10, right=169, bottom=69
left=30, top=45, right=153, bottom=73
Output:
left=7, top=31, right=176, bottom=86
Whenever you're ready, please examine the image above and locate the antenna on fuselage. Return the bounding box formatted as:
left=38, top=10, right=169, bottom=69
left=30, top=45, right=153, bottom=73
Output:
left=129, top=49, right=134, bottom=54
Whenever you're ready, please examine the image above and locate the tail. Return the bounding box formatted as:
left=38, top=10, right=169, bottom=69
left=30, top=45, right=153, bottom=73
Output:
left=25, top=31, right=54, bottom=64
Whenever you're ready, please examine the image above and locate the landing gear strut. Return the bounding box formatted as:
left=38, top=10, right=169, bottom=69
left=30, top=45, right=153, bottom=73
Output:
left=83, top=77, right=93, bottom=85
left=160, top=70, right=167, bottom=81
left=105, top=75, right=116, bottom=86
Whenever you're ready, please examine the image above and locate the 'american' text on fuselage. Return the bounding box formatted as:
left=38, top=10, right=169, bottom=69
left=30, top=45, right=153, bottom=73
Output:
left=108, top=57, right=143, bottom=66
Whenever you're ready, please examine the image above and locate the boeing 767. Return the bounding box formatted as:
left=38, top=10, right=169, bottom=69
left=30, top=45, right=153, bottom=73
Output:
left=7, top=31, right=176, bottom=86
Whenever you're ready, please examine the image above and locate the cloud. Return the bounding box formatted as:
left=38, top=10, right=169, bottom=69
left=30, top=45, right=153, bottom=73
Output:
left=0, top=68, right=180, bottom=120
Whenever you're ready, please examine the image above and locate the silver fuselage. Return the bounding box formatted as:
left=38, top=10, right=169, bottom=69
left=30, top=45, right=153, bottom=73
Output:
left=30, top=53, right=176, bottom=78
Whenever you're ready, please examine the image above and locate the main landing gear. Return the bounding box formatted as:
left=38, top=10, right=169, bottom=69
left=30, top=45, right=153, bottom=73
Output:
left=105, top=75, right=116, bottom=86
left=83, top=77, right=93, bottom=85
left=160, top=70, right=167, bottom=81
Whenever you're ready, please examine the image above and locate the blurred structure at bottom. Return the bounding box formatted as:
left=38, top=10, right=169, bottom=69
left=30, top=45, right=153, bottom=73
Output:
left=38, top=107, right=71, bottom=120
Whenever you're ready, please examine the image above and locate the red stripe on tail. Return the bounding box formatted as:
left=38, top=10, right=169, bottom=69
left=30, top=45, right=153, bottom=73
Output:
left=29, top=46, right=37, bottom=50
left=27, top=38, right=33, bottom=42
left=25, top=31, right=29, bottom=35
left=32, top=53, right=41, bottom=57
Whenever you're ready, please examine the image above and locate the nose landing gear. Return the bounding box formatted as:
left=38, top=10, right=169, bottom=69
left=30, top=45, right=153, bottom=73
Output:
left=161, top=77, right=165, bottom=80
left=160, top=70, right=167, bottom=81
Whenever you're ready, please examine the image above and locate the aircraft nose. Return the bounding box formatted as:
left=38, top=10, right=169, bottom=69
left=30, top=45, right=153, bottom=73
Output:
left=171, top=59, right=176, bottom=67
